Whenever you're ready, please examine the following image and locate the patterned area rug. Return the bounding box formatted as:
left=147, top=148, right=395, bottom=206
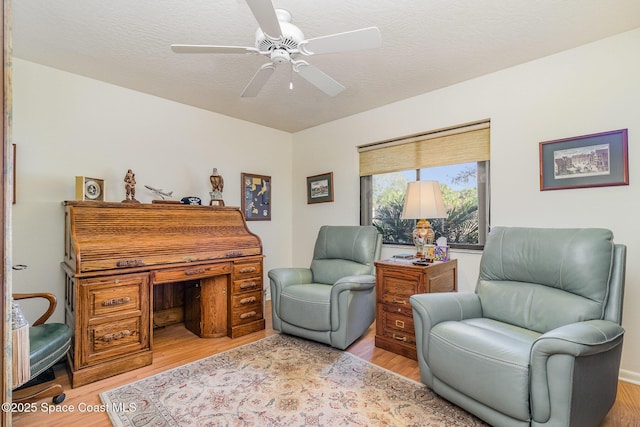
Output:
left=100, top=334, right=487, bottom=426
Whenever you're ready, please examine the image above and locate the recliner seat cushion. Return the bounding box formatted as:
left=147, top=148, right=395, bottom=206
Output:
left=279, top=284, right=332, bottom=331
left=429, top=318, right=541, bottom=421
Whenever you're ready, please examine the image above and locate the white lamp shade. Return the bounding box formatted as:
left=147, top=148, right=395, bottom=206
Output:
left=401, top=181, right=447, bottom=220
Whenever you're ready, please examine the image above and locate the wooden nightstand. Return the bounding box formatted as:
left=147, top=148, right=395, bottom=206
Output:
left=374, top=258, right=458, bottom=360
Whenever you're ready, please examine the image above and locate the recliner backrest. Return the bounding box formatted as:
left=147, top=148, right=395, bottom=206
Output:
left=476, top=227, right=618, bottom=333
left=310, top=225, right=381, bottom=285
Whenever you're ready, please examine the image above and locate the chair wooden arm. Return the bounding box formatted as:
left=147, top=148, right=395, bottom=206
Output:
left=12, top=293, right=57, bottom=326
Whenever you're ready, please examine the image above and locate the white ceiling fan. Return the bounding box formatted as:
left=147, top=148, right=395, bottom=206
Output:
left=171, top=0, right=382, bottom=97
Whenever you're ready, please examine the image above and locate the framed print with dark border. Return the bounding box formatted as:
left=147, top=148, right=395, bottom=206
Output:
left=539, top=129, right=628, bottom=191
left=241, top=173, right=271, bottom=221
left=307, top=172, right=334, bottom=204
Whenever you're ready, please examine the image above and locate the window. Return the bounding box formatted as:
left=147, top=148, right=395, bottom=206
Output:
left=359, top=122, right=490, bottom=249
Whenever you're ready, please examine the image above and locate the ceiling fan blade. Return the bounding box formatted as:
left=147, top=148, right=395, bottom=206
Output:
left=171, top=44, right=259, bottom=55
left=294, top=61, right=345, bottom=97
left=246, top=0, right=282, bottom=40
left=241, top=63, right=276, bottom=97
left=299, top=27, right=382, bottom=55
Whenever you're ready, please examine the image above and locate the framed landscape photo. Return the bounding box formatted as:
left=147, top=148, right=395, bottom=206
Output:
left=307, top=172, right=334, bottom=204
left=539, top=129, right=628, bottom=191
left=241, top=173, right=271, bottom=221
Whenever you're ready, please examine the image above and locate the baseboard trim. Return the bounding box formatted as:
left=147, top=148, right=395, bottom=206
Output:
left=619, top=369, right=640, bottom=385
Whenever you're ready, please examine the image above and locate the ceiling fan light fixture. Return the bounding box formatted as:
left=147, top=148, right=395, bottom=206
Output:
left=270, top=49, right=290, bottom=64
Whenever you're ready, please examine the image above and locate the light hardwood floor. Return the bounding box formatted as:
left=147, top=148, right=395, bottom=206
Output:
left=13, top=302, right=640, bottom=426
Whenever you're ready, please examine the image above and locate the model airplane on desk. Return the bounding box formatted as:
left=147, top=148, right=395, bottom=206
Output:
left=144, top=185, right=174, bottom=200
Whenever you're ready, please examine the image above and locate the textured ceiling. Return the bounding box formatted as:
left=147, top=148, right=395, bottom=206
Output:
left=11, top=0, right=640, bottom=133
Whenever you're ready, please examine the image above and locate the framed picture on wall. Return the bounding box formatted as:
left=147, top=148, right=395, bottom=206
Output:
left=241, top=173, right=271, bottom=221
left=307, top=172, right=334, bottom=204
left=539, top=129, right=629, bottom=191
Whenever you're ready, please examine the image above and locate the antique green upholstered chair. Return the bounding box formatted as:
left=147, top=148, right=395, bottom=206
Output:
left=12, top=293, right=72, bottom=404
left=269, top=225, right=382, bottom=350
left=411, top=227, right=626, bottom=427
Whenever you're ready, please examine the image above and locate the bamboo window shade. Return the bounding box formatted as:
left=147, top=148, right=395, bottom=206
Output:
left=358, top=123, right=490, bottom=176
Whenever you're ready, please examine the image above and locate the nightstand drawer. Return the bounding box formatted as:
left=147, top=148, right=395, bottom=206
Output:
left=382, top=311, right=415, bottom=336
left=381, top=276, right=420, bottom=297
left=382, top=301, right=413, bottom=317
left=380, top=312, right=416, bottom=347
left=381, top=292, right=412, bottom=307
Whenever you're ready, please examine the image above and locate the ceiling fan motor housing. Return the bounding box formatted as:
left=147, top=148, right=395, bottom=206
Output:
left=255, top=19, right=304, bottom=52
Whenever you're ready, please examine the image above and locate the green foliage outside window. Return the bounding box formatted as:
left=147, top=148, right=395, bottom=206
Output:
left=371, top=164, right=480, bottom=247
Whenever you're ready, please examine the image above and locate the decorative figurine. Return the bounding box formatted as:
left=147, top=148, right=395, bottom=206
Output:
left=209, top=168, right=225, bottom=206
left=123, top=169, right=140, bottom=203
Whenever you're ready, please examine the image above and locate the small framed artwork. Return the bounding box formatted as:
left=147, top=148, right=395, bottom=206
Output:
left=241, top=173, right=271, bottom=221
left=307, top=172, right=334, bottom=204
left=539, top=129, right=629, bottom=191
left=75, top=176, right=105, bottom=201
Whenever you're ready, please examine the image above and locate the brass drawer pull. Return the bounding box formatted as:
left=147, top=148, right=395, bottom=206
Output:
left=100, top=330, right=131, bottom=342
left=226, top=251, right=243, bottom=257
left=395, top=319, right=405, bottom=329
left=102, top=297, right=131, bottom=307
left=392, top=297, right=407, bottom=304
left=116, top=260, right=144, bottom=268
left=240, top=282, right=258, bottom=290
left=392, top=333, right=407, bottom=342
left=185, top=268, right=206, bottom=275
left=239, top=266, right=257, bottom=274
left=240, top=311, right=257, bottom=319
left=240, top=296, right=257, bottom=305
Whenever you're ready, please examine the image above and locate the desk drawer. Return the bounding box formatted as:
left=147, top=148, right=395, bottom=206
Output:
left=230, top=303, right=263, bottom=326
left=82, top=273, right=147, bottom=319
left=153, top=262, right=231, bottom=284
left=231, top=291, right=262, bottom=311
left=232, top=277, right=263, bottom=294
left=84, top=316, right=147, bottom=366
left=233, top=262, right=262, bottom=280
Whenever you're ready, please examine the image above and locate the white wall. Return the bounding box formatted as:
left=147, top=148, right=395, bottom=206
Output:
left=11, top=28, right=640, bottom=382
left=11, top=58, right=293, bottom=323
left=290, top=29, right=640, bottom=381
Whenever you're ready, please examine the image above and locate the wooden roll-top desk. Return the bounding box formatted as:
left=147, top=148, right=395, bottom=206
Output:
left=62, top=201, right=265, bottom=387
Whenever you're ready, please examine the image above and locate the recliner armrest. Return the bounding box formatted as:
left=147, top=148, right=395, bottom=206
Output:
left=268, top=268, right=313, bottom=288
left=410, top=292, right=482, bottom=386
left=411, top=292, right=483, bottom=329
left=530, top=319, right=625, bottom=422
left=333, top=274, right=376, bottom=291
left=330, top=275, right=376, bottom=307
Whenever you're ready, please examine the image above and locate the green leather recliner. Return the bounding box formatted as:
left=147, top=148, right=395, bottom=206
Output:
left=269, top=225, right=382, bottom=350
left=411, top=227, right=626, bottom=427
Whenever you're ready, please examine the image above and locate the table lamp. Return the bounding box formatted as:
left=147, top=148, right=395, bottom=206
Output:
left=401, top=180, right=447, bottom=258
